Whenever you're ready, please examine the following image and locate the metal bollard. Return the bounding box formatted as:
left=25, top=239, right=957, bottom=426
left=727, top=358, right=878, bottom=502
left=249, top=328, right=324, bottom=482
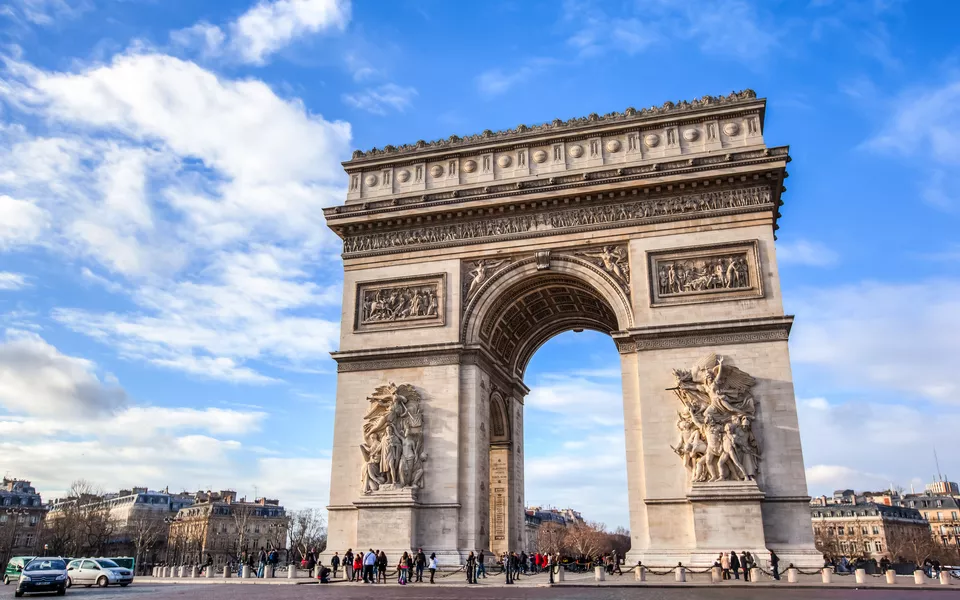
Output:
left=940, top=571, right=951, bottom=585
left=242, top=565, right=252, bottom=579
left=288, top=566, right=297, bottom=579
left=190, top=566, right=198, bottom=578
left=886, top=570, right=896, bottom=584
left=711, top=566, right=722, bottom=583
left=822, top=567, right=832, bottom=584
left=751, top=567, right=761, bottom=582
left=595, top=566, right=606, bottom=581
left=675, top=565, right=686, bottom=582
left=635, top=566, right=646, bottom=582
left=914, top=570, right=925, bottom=585
left=855, top=568, right=865, bottom=584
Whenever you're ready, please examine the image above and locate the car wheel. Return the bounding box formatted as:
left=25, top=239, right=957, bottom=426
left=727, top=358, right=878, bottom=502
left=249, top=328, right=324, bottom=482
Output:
left=15, top=590, right=24, bottom=598
left=97, top=576, right=109, bottom=587
left=2, top=575, right=8, bottom=585
left=57, top=585, right=66, bottom=596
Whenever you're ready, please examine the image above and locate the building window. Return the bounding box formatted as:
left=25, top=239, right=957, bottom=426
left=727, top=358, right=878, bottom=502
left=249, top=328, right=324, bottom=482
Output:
left=864, top=542, right=870, bottom=553
left=873, top=526, right=879, bottom=534
left=874, top=541, right=882, bottom=552
left=953, top=511, right=958, bottom=521
left=938, top=512, right=944, bottom=521
left=925, top=512, right=930, bottom=520
left=861, top=527, right=868, bottom=535
left=848, top=527, right=855, bottom=535
left=838, top=528, right=844, bottom=536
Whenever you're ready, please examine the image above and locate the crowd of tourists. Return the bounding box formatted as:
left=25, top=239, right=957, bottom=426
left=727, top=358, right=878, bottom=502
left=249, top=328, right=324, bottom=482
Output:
left=713, top=550, right=775, bottom=581
left=326, top=549, right=439, bottom=584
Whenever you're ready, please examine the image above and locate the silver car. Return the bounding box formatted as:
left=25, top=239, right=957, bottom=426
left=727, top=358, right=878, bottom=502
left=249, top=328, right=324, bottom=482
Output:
left=66, top=559, right=133, bottom=588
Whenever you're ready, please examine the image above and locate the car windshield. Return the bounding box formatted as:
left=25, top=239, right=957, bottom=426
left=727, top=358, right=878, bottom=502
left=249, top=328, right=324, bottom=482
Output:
left=95, top=559, right=120, bottom=568
left=25, top=560, right=66, bottom=571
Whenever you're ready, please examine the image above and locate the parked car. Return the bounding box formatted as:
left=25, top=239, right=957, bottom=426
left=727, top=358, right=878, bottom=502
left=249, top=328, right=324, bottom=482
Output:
left=3, top=557, right=36, bottom=586
left=14, top=557, right=67, bottom=597
left=66, top=558, right=134, bottom=588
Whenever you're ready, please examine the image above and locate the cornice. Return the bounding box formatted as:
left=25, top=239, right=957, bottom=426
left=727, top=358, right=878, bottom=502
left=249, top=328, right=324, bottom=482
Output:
left=345, top=90, right=761, bottom=164
left=617, top=316, right=794, bottom=353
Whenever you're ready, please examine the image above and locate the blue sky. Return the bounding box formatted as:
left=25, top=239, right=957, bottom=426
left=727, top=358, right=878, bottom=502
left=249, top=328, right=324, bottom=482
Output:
left=0, top=0, right=959, bottom=530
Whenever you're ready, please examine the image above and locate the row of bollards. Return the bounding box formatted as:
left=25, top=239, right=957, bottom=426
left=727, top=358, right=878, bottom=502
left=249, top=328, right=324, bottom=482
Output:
left=150, top=564, right=314, bottom=580
left=583, top=564, right=955, bottom=586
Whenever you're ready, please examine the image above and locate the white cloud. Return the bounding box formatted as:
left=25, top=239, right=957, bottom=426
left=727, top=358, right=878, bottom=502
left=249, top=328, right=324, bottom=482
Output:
left=476, top=59, right=558, bottom=97
left=776, top=238, right=839, bottom=267
left=342, top=83, right=417, bottom=115
left=0, top=272, right=29, bottom=290
left=0, top=52, right=349, bottom=381
left=255, top=457, right=331, bottom=509
left=3, top=0, right=91, bottom=26
left=0, top=329, right=127, bottom=416
left=172, top=0, right=351, bottom=65
left=798, top=396, right=960, bottom=495
left=527, top=373, right=624, bottom=427
left=789, top=280, right=960, bottom=402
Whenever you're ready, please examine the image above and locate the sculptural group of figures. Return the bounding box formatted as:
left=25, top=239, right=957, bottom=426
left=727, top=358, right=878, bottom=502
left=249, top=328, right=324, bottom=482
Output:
left=360, top=383, right=427, bottom=494
left=361, top=285, right=439, bottom=323
left=343, top=187, right=771, bottom=253
left=658, top=254, right=749, bottom=296
left=670, top=354, right=762, bottom=483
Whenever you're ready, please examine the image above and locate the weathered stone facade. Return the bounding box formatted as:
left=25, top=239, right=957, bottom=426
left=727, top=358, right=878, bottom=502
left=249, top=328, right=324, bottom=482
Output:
left=323, top=90, right=820, bottom=567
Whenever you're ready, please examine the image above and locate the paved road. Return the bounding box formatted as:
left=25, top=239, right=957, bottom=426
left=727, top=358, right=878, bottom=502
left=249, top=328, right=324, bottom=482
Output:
left=3, top=583, right=958, bottom=600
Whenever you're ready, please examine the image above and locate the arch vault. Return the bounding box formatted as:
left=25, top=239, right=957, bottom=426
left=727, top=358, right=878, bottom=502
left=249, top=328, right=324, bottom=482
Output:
left=323, top=90, right=821, bottom=567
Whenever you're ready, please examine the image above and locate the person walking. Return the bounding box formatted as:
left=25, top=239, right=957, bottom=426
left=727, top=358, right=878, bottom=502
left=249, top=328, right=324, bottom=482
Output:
left=377, top=551, right=387, bottom=584
left=547, top=552, right=554, bottom=584
left=477, top=550, right=487, bottom=579
left=721, top=552, right=731, bottom=580
left=730, top=551, right=741, bottom=580
left=398, top=552, right=410, bottom=585
left=415, top=548, right=426, bottom=582
left=363, top=548, right=377, bottom=583
left=740, top=551, right=750, bottom=582
left=612, top=550, right=622, bottom=576
left=428, top=553, right=438, bottom=584
left=466, top=551, right=477, bottom=584
left=343, top=549, right=353, bottom=581
left=353, top=553, right=363, bottom=581
left=770, top=551, right=780, bottom=581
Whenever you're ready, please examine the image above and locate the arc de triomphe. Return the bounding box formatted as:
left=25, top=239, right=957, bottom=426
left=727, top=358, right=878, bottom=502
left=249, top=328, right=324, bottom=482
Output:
left=322, top=90, right=820, bottom=567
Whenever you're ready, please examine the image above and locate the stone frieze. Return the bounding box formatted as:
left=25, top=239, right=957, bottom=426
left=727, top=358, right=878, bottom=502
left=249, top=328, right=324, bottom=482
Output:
left=354, top=274, right=445, bottom=332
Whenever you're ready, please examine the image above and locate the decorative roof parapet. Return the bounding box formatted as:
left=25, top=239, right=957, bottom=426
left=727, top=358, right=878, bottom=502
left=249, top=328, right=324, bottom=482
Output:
left=348, top=89, right=759, bottom=162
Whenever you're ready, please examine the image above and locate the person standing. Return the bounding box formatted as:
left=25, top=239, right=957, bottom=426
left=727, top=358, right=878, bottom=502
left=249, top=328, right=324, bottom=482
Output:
left=363, top=548, right=377, bottom=583
left=477, top=550, right=487, bottom=579
left=730, top=551, right=740, bottom=580
left=397, top=552, right=410, bottom=585
left=428, top=553, right=438, bottom=584
left=377, top=551, right=387, bottom=584
left=343, top=549, right=353, bottom=581
left=612, top=550, right=622, bottom=576
left=770, top=551, right=780, bottom=581
left=415, top=548, right=426, bottom=583
left=466, top=552, right=477, bottom=584
left=257, top=547, right=267, bottom=578
left=330, top=552, right=340, bottom=579
left=721, top=552, right=731, bottom=580
left=740, top=551, right=750, bottom=582
left=547, top=553, right=554, bottom=584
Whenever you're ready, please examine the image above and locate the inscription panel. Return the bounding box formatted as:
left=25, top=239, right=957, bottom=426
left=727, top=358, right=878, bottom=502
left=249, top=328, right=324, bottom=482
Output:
left=648, top=241, right=763, bottom=307
left=354, top=274, right=446, bottom=332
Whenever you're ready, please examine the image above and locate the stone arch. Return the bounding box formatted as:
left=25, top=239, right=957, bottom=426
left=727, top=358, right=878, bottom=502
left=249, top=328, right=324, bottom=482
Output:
left=462, top=254, right=633, bottom=377
left=489, top=389, right=511, bottom=444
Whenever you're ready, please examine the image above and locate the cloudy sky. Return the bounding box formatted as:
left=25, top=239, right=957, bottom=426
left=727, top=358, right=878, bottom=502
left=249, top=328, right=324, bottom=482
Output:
left=0, top=0, right=958, bottom=530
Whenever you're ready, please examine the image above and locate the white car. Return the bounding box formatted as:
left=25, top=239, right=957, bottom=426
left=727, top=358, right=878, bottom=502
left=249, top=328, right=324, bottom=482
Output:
left=66, top=559, right=133, bottom=588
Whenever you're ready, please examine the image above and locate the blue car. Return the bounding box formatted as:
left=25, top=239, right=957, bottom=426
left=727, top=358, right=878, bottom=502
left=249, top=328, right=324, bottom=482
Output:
left=15, top=557, right=67, bottom=597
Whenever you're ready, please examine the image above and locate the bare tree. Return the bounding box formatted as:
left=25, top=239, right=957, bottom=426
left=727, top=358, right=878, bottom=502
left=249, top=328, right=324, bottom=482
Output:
left=129, top=516, right=165, bottom=569
left=231, top=503, right=256, bottom=560
left=887, top=525, right=939, bottom=567
left=536, top=522, right=567, bottom=556
left=607, top=526, right=631, bottom=558
left=564, top=521, right=610, bottom=560
left=41, top=480, right=116, bottom=558
left=287, top=509, right=326, bottom=562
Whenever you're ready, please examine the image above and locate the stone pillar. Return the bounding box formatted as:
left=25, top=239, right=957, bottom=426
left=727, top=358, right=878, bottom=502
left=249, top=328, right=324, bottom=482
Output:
left=885, top=570, right=896, bottom=584
left=242, top=565, right=252, bottom=579
left=189, top=566, right=198, bottom=578
left=594, top=566, right=606, bottom=581
left=265, top=564, right=274, bottom=579
left=675, top=565, right=686, bottom=582
left=940, top=571, right=951, bottom=585
left=855, top=568, right=865, bottom=584
left=914, top=570, right=925, bottom=585
left=205, top=566, right=214, bottom=578
left=751, top=567, right=761, bottom=582
left=711, top=566, right=722, bottom=583
left=178, top=566, right=186, bottom=577
left=288, top=566, right=297, bottom=579
left=635, top=565, right=646, bottom=582
left=223, top=565, right=232, bottom=578
left=821, top=567, right=832, bottom=584
left=555, top=567, right=565, bottom=582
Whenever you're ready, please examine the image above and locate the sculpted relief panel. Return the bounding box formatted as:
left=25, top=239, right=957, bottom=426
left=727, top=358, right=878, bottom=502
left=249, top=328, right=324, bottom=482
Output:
left=669, top=354, right=761, bottom=485
left=575, top=245, right=630, bottom=293
left=343, top=186, right=772, bottom=255
left=648, top=241, right=763, bottom=306
left=355, top=274, right=445, bottom=332
left=360, top=383, right=427, bottom=495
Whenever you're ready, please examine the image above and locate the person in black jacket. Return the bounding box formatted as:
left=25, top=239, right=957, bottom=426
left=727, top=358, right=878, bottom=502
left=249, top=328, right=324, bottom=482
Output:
left=771, top=551, right=780, bottom=580
left=377, top=551, right=387, bottom=584
left=330, top=552, right=340, bottom=579
left=466, top=552, right=477, bottom=584
left=730, top=551, right=741, bottom=580
left=415, top=549, right=426, bottom=582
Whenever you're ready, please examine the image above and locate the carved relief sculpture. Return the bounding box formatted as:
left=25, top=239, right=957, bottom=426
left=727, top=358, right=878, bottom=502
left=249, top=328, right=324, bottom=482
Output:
left=648, top=242, right=763, bottom=307
left=576, top=245, right=630, bottom=292
left=355, top=275, right=445, bottom=332
left=668, top=354, right=761, bottom=484
left=360, top=383, right=427, bottom=494
left=463, top=258, right=511, bottom=301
